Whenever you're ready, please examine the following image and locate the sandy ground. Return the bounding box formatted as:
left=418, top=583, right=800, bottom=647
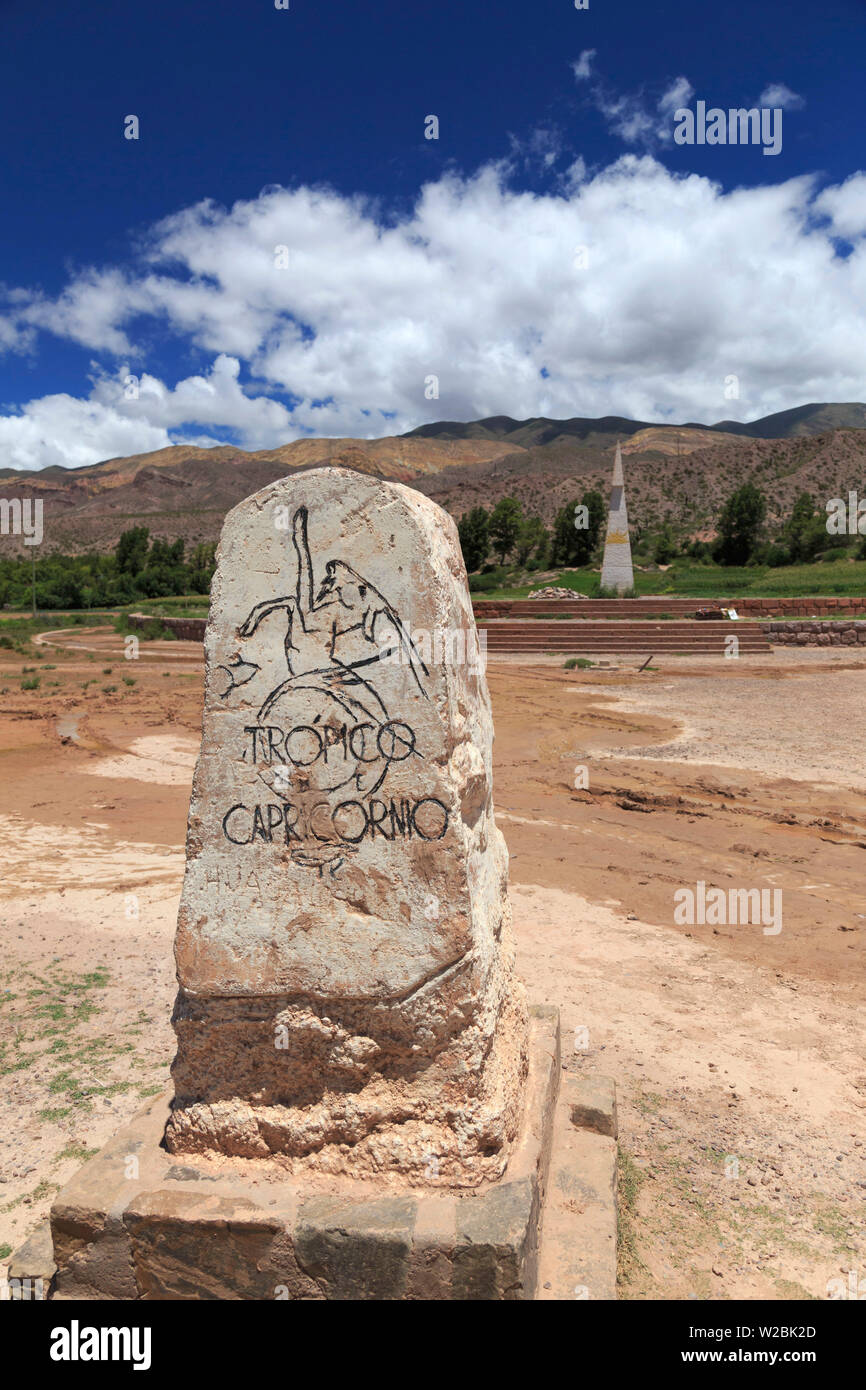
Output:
left=0, top=628, right=863, bottom=1299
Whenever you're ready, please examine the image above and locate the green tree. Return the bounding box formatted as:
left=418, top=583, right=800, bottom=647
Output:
left=488, top=497, right=523, bottom=564
left=514, top=515, right=548, bottom=566
left=116, top=526, right=150, bottom=576
left=714, top=483, right=767, bottom=565
left=457, top=507, right=490, bottom=573
left=551, top=489, right=605, bottom=566
left=653, top=525, right=677, bottom=565
left=785, top=492, right=818, bottom=563
left=189, top=542, right=217, bottom=593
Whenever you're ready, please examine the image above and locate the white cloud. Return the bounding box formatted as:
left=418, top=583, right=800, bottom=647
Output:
left=658, top=77, right=694, bottom=117
left=759, top=83, right=805, bottom=110
left=583, top=71, right=694, bottom=149
left=20, top=270, right=151, bottom=355
left=814, top=172, right=866, bottom=241
left=0, top=393, right=171, bottom=472
left=0, top=355, right=299, bottom=472
left=572, top=49, right=596, bottom=81
left=507, top=126, right=564, bottom=171
left=1, top=152, right=866, bottom=469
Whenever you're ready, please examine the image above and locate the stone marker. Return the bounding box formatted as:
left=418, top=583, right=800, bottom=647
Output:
left=600, top=440, right=634, bottom=594
left=31, top=465, right=578, bottom=1301
left=165, top=467, right=528, bottom=1184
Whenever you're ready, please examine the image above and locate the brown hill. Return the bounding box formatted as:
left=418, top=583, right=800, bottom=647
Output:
left=0, top=436, right=518, bottom=555
left=1, top=409, right=865, bottom=556
left=414, top=428, right=866, bottom=542
left=621, top=427, right=747, bottom=456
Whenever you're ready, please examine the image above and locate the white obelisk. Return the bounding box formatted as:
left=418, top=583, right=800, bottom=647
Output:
left=600, top=441, right=634, bottom=594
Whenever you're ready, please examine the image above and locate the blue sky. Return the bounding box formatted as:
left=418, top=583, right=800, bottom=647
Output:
left=1, top=0, right=865, bottom=468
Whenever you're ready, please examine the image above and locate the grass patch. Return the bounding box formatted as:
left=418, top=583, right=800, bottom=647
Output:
left=617, top=1148, right=648, bottom=1289
left=632, top=1089, right=663, bottom=1118
left=774, top=1278, right=818, bottom=1300
left=810, top=1198, right=855, bottom=1252
left=0, top=963, right=110, bottom=1084
left=1, top=1180, right=60, bottom=1214
left=54, top=1142, right=100, bottom=1166
left=38, top=1106, right=72, bottom=1123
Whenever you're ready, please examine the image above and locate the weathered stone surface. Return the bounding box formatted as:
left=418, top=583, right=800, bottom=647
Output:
left=44, top=1010, right=559, bottom=1300
left=7, top=1220, right=55, bottom=1299
left=764, top=618, right=866, bottom=646
left=294, top=1195, right=416, bottom=1300
left=568, top=1076, right=618, bottom=1138
left=124, top=1191, right=318, bottom=1301
left=454, top=1177, right=535, bottom=1300
left=51, top=1212, right=138, bottom=1301
left=165, top=467, right=527, bottom=1182
left=537, top=1073, right=618, bottom=1301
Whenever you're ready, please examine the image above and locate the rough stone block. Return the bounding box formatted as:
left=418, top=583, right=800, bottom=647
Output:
left=568, top=1076, right=618, bottom=1138
left=42, top=1009, right=560, bottom=1301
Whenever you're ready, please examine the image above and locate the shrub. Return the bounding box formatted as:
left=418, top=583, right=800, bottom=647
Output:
left=764, top=544, right=791, bottom=568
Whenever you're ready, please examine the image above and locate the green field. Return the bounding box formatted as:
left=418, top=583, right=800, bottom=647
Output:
left=0, top=610, right=118, bottom=647
left=124, top=595, right=210, bottom=620
left=471, top=559, right=866, bottom=602
left=2, top=558, right=865, bottom=641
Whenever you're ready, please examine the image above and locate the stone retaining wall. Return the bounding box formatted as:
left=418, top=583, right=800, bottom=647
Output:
left=128, top=612, right=206, bottom=641
left=763, top=620, right=866, bottom=646
left=738, top=598, right=865, bottom=617
left=473, top=596, right=865, bottom=619
left=128, top=610, right=866, bottom=648
left=473, top=601, right=513, bottom=618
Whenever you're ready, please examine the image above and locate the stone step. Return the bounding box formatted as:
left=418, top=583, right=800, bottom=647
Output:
left=481, top=632, right=769, bottom=640
left=537, top=1075, right=618, bottom=1301
left=482, top=637, right=770, bottom=651
left=479, top=620, right=771, bottom=653
left=481, top=631, right=769, bottom=640
left=509, top=603, right=713, bottom=615
left=478, top=621, right=764, bottom=630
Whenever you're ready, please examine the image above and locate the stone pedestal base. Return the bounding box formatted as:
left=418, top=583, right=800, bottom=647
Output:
left=43, top=1007, right=559, bottom=1301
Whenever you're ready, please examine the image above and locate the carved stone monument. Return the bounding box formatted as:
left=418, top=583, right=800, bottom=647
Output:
left=600, top=441, right=634, bottom=594
left=39, top=468, right=567, bottom=1300
left=166, top=467, right=528, bottom=1182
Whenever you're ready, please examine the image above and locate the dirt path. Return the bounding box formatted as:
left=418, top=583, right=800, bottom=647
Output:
left=0, top=632, right=863, bottom=1297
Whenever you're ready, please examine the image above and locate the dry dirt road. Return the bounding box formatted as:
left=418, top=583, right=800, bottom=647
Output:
left=1, top=629, right=864, bottom=1299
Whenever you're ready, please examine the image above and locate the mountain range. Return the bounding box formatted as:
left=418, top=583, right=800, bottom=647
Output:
left=1, top=402, right=865, bottom=556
